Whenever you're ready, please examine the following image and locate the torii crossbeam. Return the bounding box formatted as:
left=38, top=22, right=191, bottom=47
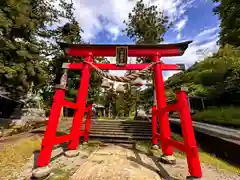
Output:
left=34, top=41, right=202, bottom=179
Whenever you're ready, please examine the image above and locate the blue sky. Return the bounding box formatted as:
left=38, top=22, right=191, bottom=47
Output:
left=93, top=0, right=219, bottom=44
left=71, top=0, right=220, bottom=81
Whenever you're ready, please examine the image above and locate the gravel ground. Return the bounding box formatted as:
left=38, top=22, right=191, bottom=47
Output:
left=70, top=144, right=240, bottom=180
left=0, top=132, right=34, bottom=150
left=3, top=144, right=95, bottom=180
left=1, top=141, right=239, bottom=180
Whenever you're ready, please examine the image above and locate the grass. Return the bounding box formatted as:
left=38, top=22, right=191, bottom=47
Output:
left=81, top=140, right=100, bottom=153
left=197, top=152, right=240, bottom=174
left=129, top=116, right=135, bottom=121
left=191, top=106, right=240, bottom=128
left=97, top=116, right=135, bottom=121
left=97, top=116, right=116, bottom=121
left=49, top=141, right=100, bottom=180
left=0, top=133, right=100, bottom=179
left=0, top=135, right=41, bottom=177
left=136, top=134, right=240, bottom=175
left=0, top=132, right=239, bottom=180
left=97, top=117, right=108, bottom=121
left=169, top=106, right=240, bottom=128
left=49, top=168, right=72, bottom=180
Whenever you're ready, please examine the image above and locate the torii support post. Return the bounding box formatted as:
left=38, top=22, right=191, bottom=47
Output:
left=177, top=90, right=202, bottom=177
left=68, top=54, right=93, bottom=150
left=37, top=85, right=66, bottom=167
left=35, top=41, right=202, bottom=179
left=84, top=104, right=93, bottom=143
left=151, top=105, right=158, bottom=147
left=150, top=88, right=202, bottom=178
left=153, top=55, right=174, bottom=162
left=33, top=57, right=94, bottom=180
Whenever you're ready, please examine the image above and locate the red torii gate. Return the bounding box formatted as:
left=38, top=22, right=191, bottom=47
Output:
left=35, top=41, right=202, bottom=179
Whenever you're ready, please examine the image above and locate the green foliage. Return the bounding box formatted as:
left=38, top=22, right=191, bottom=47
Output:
left=0, top=0, right=48, bottom=96
left=213, top=0, right=240, bottom=47
left=35, top=1, right=83, bottom=111
left=103, top=87, right=117, bottom=117
left=192, top=106, right=240, bottom=127
left=124, top=0, right=170, bottom=64
left=88, top=57, right=110, bottom=104
left=166, top=44, right=240, bottom=126
left=124, top=0, right=170, bottom=45
left=140, top=84, right=154, bottom=109
left=115, top=93, right=125, bottom=117
left=121, top=0, right=171, bottom=111
left=0, top=0, right=79, bottom=98
left=123, top=85, right=137, bottom=116
left=165, top=44, right=240, bottom=105
left=165, top=89, right=176, bottom=101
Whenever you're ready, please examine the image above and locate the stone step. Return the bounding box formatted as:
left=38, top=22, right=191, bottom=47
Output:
left=83, top=124, right=152, bottom=128
left=81, top=127, right=152, bottom=132
left=33, top=120, right=154, bottom=142
left=87, top=126, right=152, bottom=129
left=90, top=123, right=157, bottom=126
left=84, top=120, right=152, bottom=142
left=87, top=128, right=152, bottom=132
left=88, top=120, right=152, bottom=124
left=86, top=138, right=137, bottom=144
left=89, top=131, right=151, bottom=136
left=88, top=133, right=151, bottom=140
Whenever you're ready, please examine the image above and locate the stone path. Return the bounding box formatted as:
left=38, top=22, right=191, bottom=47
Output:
left=3, top=142, right=240, bottom=180
left=70, top=144, right=240, bottom=180
left=71, top=144, right=163, bottom=180
left=0, top=132, right=34, bottom=150
left=3, top=144, right=93, bottom=180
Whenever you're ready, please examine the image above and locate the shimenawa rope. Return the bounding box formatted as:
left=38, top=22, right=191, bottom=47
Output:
left=83, top=61, right=163, bottom=82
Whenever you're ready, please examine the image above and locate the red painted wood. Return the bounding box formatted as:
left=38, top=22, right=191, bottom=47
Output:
left=66, top=63, right=182, bottom=71
left=67, top=48, right=181, bottom=57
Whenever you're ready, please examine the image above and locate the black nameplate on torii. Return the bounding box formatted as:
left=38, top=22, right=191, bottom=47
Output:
left=116, top=46, right=128, bottom=66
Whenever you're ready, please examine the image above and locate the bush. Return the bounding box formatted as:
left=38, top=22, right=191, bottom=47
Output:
left=192, top=106, right=240, bottom=127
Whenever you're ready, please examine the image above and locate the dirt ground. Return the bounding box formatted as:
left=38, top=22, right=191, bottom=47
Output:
left=1, top=141, right=238, bottom=180
left=70, top=144, right=240, bottom=180
left=1, top=119, right=240, bottom=180
left=0, top=132, right=35, bottom=150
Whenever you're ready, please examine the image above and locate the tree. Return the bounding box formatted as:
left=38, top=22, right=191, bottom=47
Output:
left=122, top=84, right=136, bottom=117
left=88, top=56, right=110, bottom=104
left=165, top=44, right=240, bottom=106
left=0, top=0, right=78, bottom=98
left=213, top=0, right=240, bottom=46
left=0, top=0, right=47, bottom=97
left=123, top=0, right=171, bottom=110
left=124, top=0, right=170, bottom=47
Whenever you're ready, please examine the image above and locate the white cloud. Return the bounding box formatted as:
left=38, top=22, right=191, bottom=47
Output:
left=177, top=33, right=182, bottom=40
left=162, top=26, right=219, bottom=80
left=195, top=27, right=218, bottom=39
left=64, top=1, right=218, bottom=83
left=95, top=27, right=219, bottom=84
left=175, top=16, right=188, bottom=32
left=175, top=16, right=188, bottom=40
left=72, top=0, right=195, bottom=42
left=163, top=71, right=181, bottom=81
left=72, top=0, right=133, bottom=42
left=105, top=24, right=121, bottom=41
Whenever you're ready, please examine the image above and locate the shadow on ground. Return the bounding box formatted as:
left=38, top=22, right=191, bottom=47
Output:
left=31, top=130, right=71, bottom=170
left=116, top=143, right=180, bottom=180
left=32, top=145, right=67, bottom=169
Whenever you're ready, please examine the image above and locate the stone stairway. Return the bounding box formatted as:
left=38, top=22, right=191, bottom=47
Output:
left=83, top=120, right=153, bottom=143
